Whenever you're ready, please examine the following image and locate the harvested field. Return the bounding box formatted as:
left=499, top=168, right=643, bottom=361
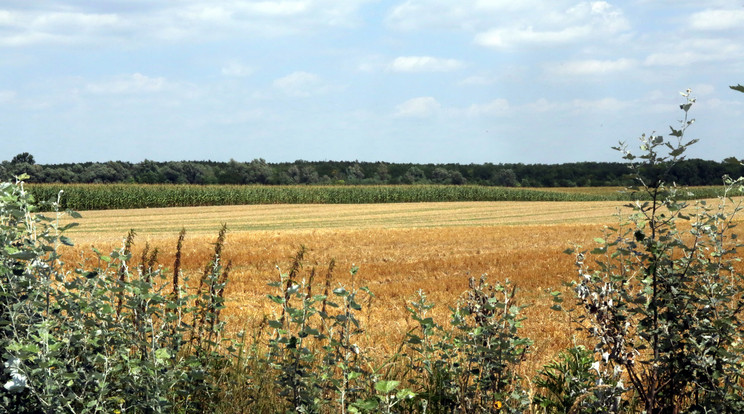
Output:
left=58, top=199, right=742, bottom=377
left=62, top=200, right=633, bottom=237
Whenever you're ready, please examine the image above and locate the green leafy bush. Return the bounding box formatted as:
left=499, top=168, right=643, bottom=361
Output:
left=238, top=250, right=531, bottom=414
left=0, top=178, right=238, bottom=413
left=235, top=247, right=383, bottom=414
left=400, top=278, right=532, bottom=413
left=533, top=345, right=597, bottom=413
left=560, top=90, right=744, bottom=413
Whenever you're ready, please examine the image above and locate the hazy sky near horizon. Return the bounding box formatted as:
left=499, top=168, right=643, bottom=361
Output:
left=1, top=0, right=743, bottom=165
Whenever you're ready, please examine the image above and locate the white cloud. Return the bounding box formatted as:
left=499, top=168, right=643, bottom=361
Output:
left=392, top=98, right=511, bottom=118
left=690, top=83, right=715, bottom=96
left=512, top=96, right=634, bottom=114
left=32, top=11, right=122, bottom=30
left=393, top=95, right=625, bottom=120
left=239, top=1, right=309, bottom=16
left=386, top=0, right=472, bottom=31
left=644, top=38, right=743, bottom=66
left=0, top=1, right=374, bottom=47
left=550, top=58, right=637, bottom=76
left=387, top=0, right=629, bottom=48
left=458, top=75, right=496, bottom=86
left=0, top=90, right=16, bottom=103
left=475, top=1, right=629, bottom=49
left=389, top=56, right=465, bottom=72
left=386, top=0, right=540, bottom=31
left=221, top=62, right=255, bottom=77
left=461, top=99, right=510, bottom=116
left=273, top=71, right=327, bottom=97
left=358, top=60, right=383, bottom=73
left=689, top=9, right=744, bottom=31
left=473, top=0, right=541, bottom=11
left=476, top=26, right=588, bottom=48
left=570, top=97, right=630, bottom=112
left=85, top=73, right=167, bottom=94
left=395, top=97, right=441, bottom=117
left=0, top=9, right=128, bottom=46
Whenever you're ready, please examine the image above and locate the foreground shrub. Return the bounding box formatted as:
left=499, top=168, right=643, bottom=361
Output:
left=532, top=345, right=597, bottom=413
left=0, top=177, right=236, bottom=413
left=263, top=250, right=380, bottom=413
left=234, top=250, right=531, bottom=414
left=560, top=90, right=744, bottom=413
left=400, top=278, right=531, bottom=413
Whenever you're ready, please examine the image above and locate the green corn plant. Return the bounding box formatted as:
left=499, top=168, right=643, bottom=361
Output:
left=26, top=183, right=648, bottom=211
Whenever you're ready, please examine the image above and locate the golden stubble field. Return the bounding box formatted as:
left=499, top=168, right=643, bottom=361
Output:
left=57, top=199, right=742, bottom=377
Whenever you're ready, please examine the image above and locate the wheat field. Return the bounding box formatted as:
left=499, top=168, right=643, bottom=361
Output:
left=57, top=199, right=741, bottom=376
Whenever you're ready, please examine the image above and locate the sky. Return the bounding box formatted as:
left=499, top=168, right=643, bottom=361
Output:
left=1, top=1, right=743, bottom=165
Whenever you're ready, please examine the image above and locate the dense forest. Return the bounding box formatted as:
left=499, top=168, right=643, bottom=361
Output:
left=2, top=152, right=743, bottom=187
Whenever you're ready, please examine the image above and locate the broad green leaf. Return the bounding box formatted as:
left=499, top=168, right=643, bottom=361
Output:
left=352, top=399, right=379, bottom=411
left=10, top=251, right=36, bottom=260
left=375, top=380, right=400, bottom=394
left=396, top=389, right=416, bottom=400
left=155, top=347, right=171, bottom=362
left=267, top=295, right=284, bottom=305
left=267, top=320, right=283, bottom=329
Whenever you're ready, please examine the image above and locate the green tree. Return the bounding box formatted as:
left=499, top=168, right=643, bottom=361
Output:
left=10, top=153, right=35, bottom=165
left=245, top=158, right=272, bottom=184
left=7, top=153, right=41, bottom=181
left=345, top=163, right=365, bottom=183
left=491, top=169, right=518, bottom=187
left=430, top=167, right=452, bottom=184
left=133, top=159, right=165, bottom=183
left=283, top=164, right=319, bottom=184
left=402, top=167, right=427, bottom=184
left=375, top=162, right=391, bottom=182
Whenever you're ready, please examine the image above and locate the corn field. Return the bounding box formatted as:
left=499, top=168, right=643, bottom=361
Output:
left=26, top=184, right=724, bottom=210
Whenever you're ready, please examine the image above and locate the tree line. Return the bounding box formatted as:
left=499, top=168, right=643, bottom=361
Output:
left=2, top=152, right=743, bottom=187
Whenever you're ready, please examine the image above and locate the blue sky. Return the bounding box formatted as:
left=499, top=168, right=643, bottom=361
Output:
left=1, top=0, right=743, bottom=165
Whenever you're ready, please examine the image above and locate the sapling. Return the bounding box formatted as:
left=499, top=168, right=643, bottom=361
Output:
left=561, top=90, right=744, bottom=413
